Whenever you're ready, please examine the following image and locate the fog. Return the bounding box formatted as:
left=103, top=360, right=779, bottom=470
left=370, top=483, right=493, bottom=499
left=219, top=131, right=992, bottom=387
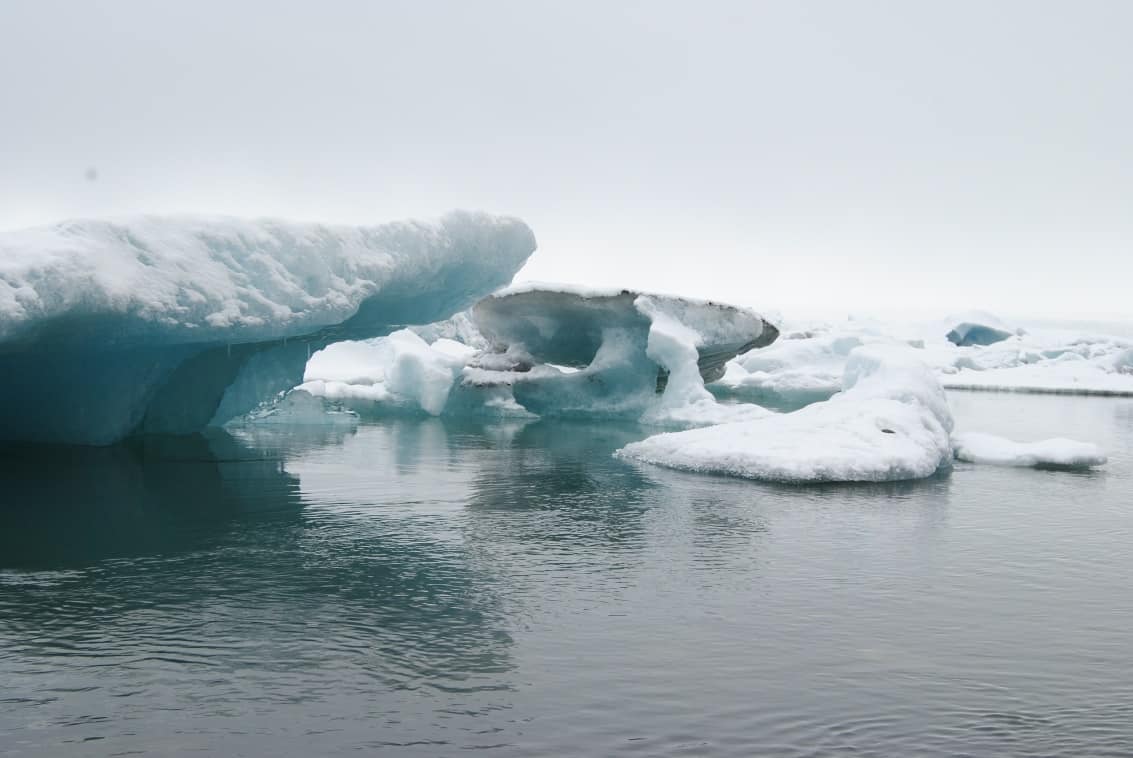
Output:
left=2, top=0, right=1130, bottom=319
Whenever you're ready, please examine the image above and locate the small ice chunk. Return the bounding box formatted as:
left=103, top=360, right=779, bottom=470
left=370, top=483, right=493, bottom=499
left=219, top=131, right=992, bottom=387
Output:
left=944, top=312, right=1016, bottom=347
left=952, top=431, right=1106, bottom=469
left=301, top=329, right=468, bottom=416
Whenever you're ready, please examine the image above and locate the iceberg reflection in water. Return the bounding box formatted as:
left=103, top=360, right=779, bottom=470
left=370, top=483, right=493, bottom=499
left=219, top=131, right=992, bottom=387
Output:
left=2, top=393, right=1133, bottom=756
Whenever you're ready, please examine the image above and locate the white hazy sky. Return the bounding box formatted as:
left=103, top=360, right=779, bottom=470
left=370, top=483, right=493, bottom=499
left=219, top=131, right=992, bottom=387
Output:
left=1, top=0, right=1130, bottom=320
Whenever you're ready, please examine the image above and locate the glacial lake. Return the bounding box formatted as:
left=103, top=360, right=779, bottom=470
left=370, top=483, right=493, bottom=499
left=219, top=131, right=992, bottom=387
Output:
left=2, top=391, right=1131, bottom=756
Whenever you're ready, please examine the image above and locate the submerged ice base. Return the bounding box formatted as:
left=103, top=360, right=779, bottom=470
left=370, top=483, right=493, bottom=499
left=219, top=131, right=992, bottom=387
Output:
left=0, top=212, right=535, bottom=444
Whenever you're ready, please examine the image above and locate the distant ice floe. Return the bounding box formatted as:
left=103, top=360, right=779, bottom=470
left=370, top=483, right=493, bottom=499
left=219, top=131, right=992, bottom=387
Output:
left=0, top=211, right=535, bottom=444
left=944, top=311, right=1018, bottom=347
left=715, top=311, right=1133, bottom=403
left=616, top=345, right=955, bottom=483
left=952, top=432, right=1107, bottom=469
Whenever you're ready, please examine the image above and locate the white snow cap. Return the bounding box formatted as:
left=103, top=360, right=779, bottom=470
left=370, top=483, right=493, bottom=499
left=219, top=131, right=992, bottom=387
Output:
left=617, top=345, right=954, bottom=483
left=0, top=210, right=535, bottom=346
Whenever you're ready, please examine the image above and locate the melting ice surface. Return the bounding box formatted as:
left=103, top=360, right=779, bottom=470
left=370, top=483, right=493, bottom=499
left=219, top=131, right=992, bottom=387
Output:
left=0, top=212, right=535, bottom=444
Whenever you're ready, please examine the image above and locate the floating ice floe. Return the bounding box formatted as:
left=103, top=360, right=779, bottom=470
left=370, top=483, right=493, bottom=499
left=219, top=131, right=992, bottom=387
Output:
left=617, top=345, right=955, bottom=483
left=0, top=212, right=535, bottom=444
left=952, top=431, right=1107, bottom=469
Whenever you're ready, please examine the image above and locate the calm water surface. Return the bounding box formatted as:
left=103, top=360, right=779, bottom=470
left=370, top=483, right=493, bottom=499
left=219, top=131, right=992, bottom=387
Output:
left=2, top=392, right=1132, bottom=756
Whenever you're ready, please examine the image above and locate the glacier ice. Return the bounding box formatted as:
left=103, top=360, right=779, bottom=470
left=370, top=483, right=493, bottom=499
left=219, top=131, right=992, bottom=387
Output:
left=469, top=286, right=778, bottom=423
left=616, top=345, right=955, bottom=483
left=952, top=431, right=1106, bottom=469
left=284, top=285, right=779, bottom=425
left=0, top=211, right=535, bottom=444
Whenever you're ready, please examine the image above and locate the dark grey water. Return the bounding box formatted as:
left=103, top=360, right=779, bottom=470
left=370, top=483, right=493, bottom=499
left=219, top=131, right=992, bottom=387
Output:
left=2, top=392, right=1132, bottom=757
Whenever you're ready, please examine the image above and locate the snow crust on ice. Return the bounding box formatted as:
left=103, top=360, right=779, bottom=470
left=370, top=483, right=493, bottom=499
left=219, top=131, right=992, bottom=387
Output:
left=715, top=331, right=868, bottom=410
left=952, top=431, right=1107, bottom=469
left=617, top=345, right=955, bottom=483
left=0, top=212, right=535, bottom=444
left=0, top=211, right=532, bottom=345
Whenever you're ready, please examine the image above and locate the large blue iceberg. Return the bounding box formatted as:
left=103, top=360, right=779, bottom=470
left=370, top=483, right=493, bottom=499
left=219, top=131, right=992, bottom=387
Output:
left=0, top=212, right=535, bottom=444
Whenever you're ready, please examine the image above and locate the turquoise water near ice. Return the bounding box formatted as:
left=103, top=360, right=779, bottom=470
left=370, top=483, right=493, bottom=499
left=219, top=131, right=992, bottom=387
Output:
left=2, top=391, right=1132, bottom=756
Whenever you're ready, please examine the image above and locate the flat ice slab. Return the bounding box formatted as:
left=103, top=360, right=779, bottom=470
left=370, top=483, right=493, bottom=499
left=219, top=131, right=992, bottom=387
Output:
left=952, top=431, right=1107, bottom=469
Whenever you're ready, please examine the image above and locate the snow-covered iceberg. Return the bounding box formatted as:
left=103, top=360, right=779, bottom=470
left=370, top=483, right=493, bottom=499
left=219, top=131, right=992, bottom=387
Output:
left=0, top=212, right=535, bottom=444
left=952, top=431, right=1106, bottom=469
left=617, top=345, right=955, bottom=483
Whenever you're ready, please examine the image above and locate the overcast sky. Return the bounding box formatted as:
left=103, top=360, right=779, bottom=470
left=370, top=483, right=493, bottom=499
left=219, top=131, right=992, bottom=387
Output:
left=2, top=1, right=1130, bottom=319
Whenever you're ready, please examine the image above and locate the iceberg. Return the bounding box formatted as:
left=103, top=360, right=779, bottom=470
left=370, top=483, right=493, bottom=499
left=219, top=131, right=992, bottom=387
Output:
left=617, top=345, right=955, bottom=483
left=952, top=431, right=1106, bottom=469
left=944, top=312, right=1017, bottom=347
left=0, top=212, right=535, bottom=444
left=469, top=286, right=779, bottom=423
left=287, top=285, right=779, bottom=424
